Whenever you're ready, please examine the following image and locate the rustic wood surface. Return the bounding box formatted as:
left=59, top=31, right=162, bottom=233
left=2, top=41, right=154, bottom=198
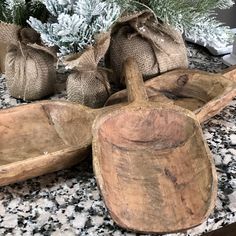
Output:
left=106, top=68, right=236, bottom=123
left=93, top=58, right=218, bottom=233
left=0, top=100, right=121, bottom=186
left=222, top=65, right=236, bottom=82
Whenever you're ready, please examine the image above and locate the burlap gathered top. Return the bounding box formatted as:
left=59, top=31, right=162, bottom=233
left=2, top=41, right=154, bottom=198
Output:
left=64, top=33, right=111, bottom=108
left=0, top=22, right=57, bottom=101
left=107, top=11, right=188, bottom=86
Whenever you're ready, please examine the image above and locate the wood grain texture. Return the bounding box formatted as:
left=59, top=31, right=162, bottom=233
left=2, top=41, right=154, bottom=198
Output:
left=106, top=68, right=236, bottom=123
left=0, top=100, right=120, bottom=186
left=222, top=65, right=236, bottom=82
left=93, top=58, right=217, bottom=233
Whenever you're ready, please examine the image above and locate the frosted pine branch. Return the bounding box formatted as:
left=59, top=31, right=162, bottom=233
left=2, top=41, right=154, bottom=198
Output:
left=28, top=0, right=121, bottom=56
left=149, top=0, right=235, bottom=47
left=214, top=0, right=235, bottom=9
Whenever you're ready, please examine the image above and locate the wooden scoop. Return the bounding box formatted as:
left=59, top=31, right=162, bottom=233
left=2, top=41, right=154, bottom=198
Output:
left=93, top=58, right=217, bottom=233
left=222, top=65, right=236, bottom=82
left=0, top=100, right=122, bottom=186
left=106, top=68, right=236, bottom=123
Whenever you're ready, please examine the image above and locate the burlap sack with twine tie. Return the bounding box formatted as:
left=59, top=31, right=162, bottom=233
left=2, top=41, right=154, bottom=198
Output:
left=0, top=22, right=56, bottom=101
left=106, top=11, right=188, bottom=86
left=64, top=33, right=111, bottom=108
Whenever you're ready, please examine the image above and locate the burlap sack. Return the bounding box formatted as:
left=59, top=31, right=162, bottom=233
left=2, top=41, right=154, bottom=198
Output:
left=0, top=43, right=7, bottom=73
left=0, top=23, right=56, bottom=101
left=106, top=11, right=188, bottom=85
left=64, top=33, right=111, bottom=108
left=0, top=23, right=21, bottom=74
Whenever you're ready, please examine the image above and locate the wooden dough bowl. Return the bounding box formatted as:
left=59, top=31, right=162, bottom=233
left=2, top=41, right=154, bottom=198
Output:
left=106, top=69, right=236, bottom=123
left=223, top=65, right=236, bottom=82
left=93, top=59, right=217, bottom=233
left=0, top=100, right=121, bottom=186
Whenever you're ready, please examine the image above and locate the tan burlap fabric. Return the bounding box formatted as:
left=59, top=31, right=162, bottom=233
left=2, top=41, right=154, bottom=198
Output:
left=0, top=22, right=21, bottom=45
left=0, top=22, right=21, bottom=73
left=64, top=33, right=111, bottom=108
left=107, top=11, right=188, bottom=85
left=0, top=43, right=7, bottom=73
left=0, top=23, right=56, bottom=101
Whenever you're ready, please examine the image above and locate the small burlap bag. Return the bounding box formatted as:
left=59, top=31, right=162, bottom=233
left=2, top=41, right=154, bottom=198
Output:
left=0, top=22, right=56, bottom=101
left=64, top=33, right=111, bottom=108
left=107, top=11, right=188, bottom=85
left=0, top=23, right=21, bottom=74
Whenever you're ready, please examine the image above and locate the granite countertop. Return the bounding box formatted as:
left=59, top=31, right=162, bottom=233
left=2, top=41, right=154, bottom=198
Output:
left=0, top=43, right=236, bottom=236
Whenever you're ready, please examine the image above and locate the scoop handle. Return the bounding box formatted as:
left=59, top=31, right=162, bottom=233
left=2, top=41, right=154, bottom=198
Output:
left=123, top=58, right=149, bottom=103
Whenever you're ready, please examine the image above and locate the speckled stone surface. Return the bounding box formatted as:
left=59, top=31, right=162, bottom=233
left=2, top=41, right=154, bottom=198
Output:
left=0, top=43, right=235, bottom=236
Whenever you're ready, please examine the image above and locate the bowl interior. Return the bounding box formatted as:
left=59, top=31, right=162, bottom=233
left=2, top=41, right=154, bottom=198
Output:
left=0, top=102, right=92, bottom=165
left=98, top=109, right=196, bottom=150
left=106, top=71, right=230, bottom=113
left=94, top=108, right=214, bottom=232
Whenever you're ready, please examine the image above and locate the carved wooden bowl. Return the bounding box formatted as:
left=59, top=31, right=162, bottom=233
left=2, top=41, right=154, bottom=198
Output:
left=93, top=59, right=217, bottom=233
left=0, top=100, right=121, bottom=186
left=106, top=69, right=236, bottom=123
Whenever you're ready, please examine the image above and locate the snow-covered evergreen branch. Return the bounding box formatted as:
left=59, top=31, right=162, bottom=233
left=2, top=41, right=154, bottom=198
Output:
left=28, top=0, right=121, bottom=56
left=148, top=0, right=235, bottom=48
